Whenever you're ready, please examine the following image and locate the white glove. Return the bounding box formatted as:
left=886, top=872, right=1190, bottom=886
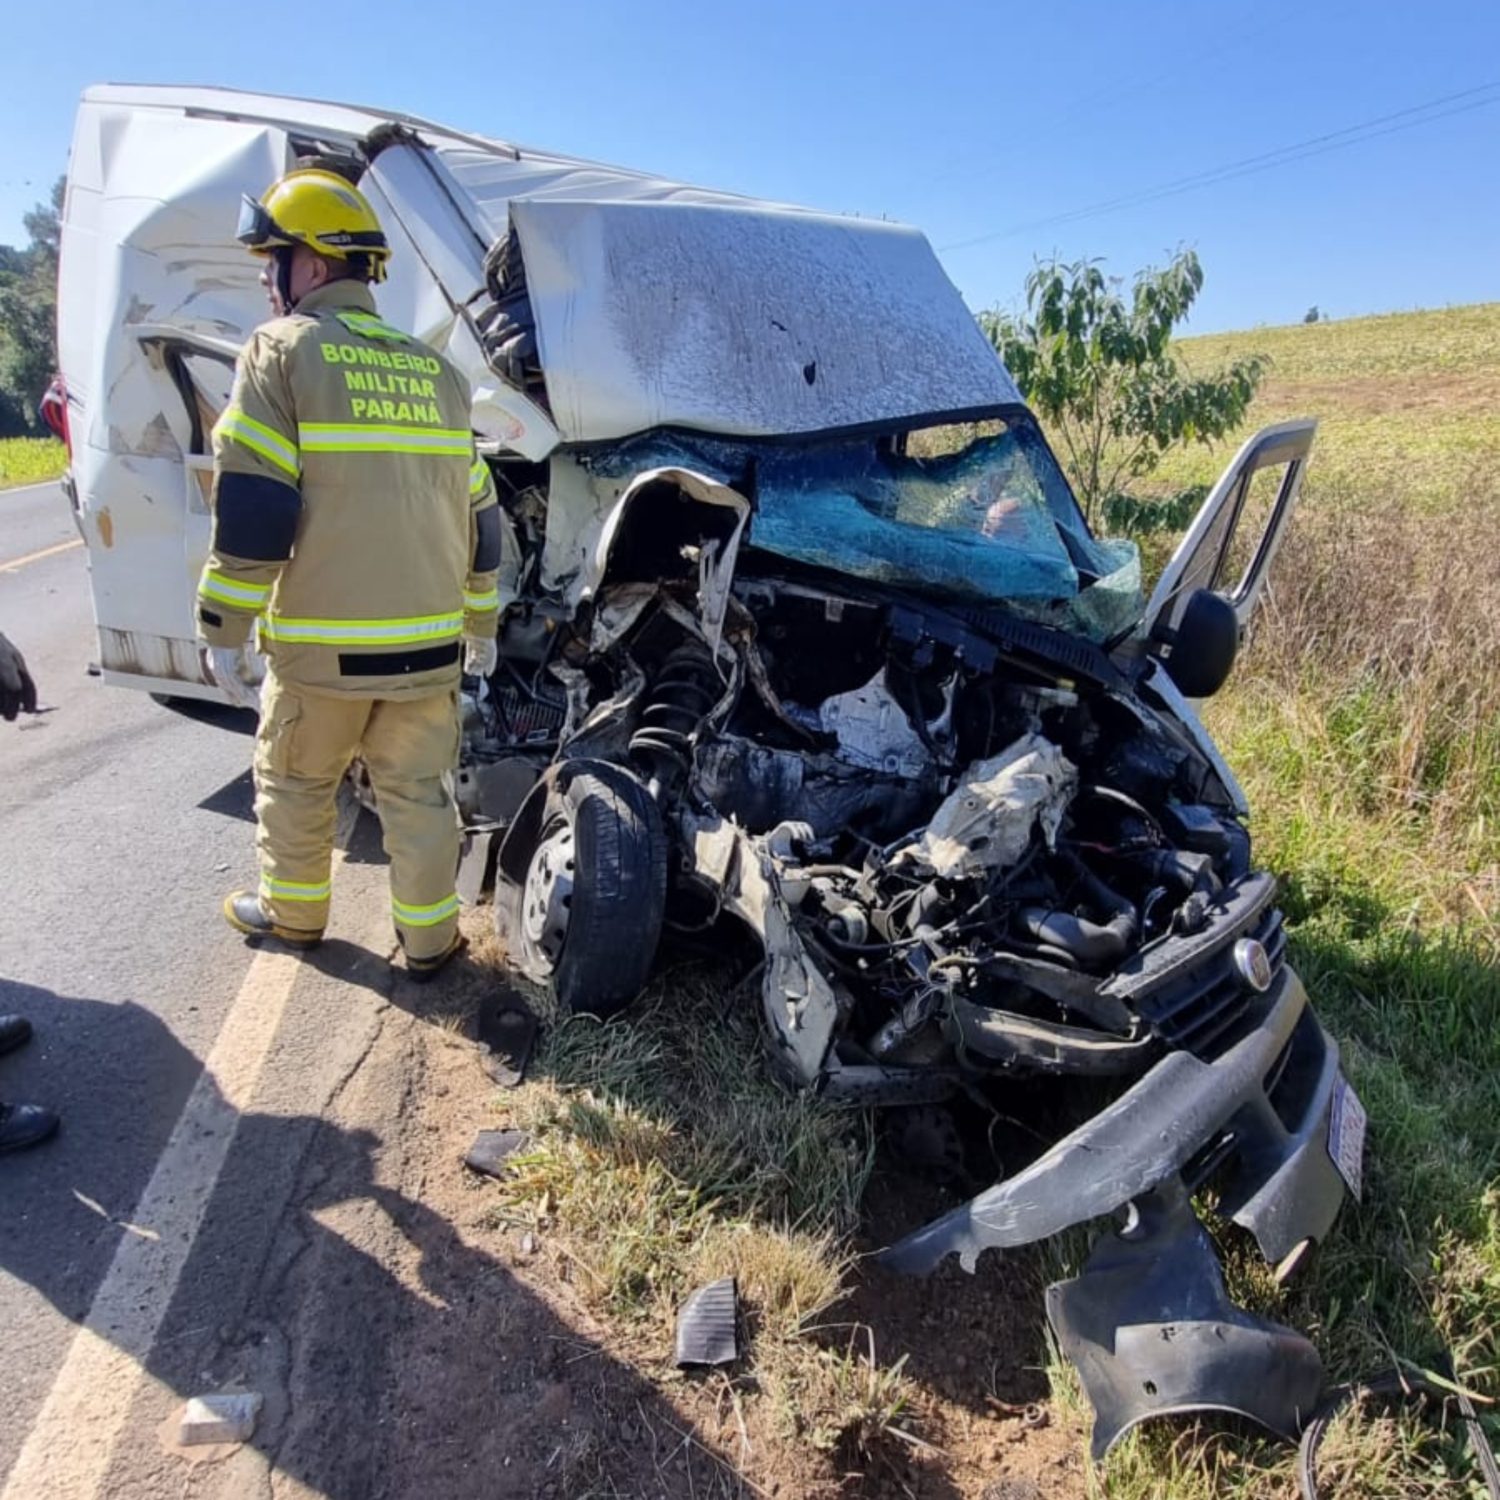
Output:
left=206, top=644, right=262, bottom=710
left=463, top=635, right=498, bottom=678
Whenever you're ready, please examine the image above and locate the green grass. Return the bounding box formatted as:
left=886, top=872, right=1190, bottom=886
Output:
left=0, top=436, right=66, bottom=490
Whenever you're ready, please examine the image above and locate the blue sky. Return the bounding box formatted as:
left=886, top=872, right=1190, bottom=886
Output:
left=1, top=0, right=1496, bottom=333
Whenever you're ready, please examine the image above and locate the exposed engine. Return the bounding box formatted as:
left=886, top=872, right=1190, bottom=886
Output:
left=462, top=557, right=1282, bottom=1106
left=452, top=440, right=1341, bottom=1467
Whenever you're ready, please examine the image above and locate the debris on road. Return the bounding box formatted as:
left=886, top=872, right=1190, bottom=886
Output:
left=674, top=1278, right=740, bottom=1368
left=177, top=1390, right=263, bottom=1447
left=463, top=1127, right=529, bottom=1179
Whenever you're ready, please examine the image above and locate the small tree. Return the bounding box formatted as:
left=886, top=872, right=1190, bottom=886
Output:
left=980, top=251, right=1265, bottom=526
left=1303, top=305, right=1322, bottom=324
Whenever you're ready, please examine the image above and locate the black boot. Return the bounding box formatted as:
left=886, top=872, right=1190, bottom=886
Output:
left=0, top=1101, right=59, bottom=1153
left=402, top=932, right=468, bottom=983
left=222, top=891, right=323, bottom=949
left=0, top=1015, right=33, bottom=1057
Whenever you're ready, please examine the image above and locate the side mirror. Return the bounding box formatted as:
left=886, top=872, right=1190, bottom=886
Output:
left=1164, top=588, right=1239, bottom=698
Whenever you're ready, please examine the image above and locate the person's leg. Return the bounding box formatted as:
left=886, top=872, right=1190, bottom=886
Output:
left=360, top=690, right=463, bottom=969
left=236, top=673, right=370, bottom=940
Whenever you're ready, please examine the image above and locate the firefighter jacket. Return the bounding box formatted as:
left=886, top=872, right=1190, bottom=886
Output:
left=196, top=279, right=516, bottom=698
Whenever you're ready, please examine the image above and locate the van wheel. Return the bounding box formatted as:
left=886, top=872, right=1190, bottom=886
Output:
left=498, top=762, right=666, bottom=1018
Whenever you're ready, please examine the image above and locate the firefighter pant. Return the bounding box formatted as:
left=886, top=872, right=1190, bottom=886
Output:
left=252, top=672, right=462, bottom=960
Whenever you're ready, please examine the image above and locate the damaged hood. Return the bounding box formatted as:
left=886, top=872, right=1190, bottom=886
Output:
left=509, top=197, right=1019, bottom=443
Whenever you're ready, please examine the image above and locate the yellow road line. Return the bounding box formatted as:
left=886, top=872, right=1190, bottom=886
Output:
left=0, top=537, right=84, bottom=571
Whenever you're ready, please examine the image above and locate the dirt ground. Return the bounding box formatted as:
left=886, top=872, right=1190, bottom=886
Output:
left=355, top=927, right=1093, bottom=1500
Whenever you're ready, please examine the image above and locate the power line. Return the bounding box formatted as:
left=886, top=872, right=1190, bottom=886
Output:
left=940, top=80, right=1500, bottom=253
left=1009, top=91, right=1500, bottom=241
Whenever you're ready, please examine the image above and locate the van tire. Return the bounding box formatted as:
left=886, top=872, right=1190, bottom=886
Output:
left=501, top=762, right=666, bottom=1019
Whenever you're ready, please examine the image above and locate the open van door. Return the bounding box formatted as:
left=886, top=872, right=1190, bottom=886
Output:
left=1143, top=419, right=1317, bottom=651
left=1131, top=419, right=1316, bottom=816
left=133, top=327, right=241, bottom=679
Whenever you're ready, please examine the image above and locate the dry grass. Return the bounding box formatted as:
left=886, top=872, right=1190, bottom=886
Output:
left=1214, top=479, right=1500, bottom=916
left=475, top=958, right=927, bottom=1481
left=1152, top=301, right=1500, bottom=511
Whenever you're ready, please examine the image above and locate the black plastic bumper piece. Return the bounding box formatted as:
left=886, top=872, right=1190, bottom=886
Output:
left=675, top=1278, right=740, bottom=1368
left=880, top=964, right=1347, bottom=1274
left=1046, top=1181, right=1324, bottom=1459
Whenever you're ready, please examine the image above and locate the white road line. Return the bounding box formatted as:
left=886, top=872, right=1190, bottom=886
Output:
left=3, top=809, right=361, bottom=1500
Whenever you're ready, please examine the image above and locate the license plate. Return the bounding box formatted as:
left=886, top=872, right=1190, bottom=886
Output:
left=1328, top=1073, right=1367, bottom=1201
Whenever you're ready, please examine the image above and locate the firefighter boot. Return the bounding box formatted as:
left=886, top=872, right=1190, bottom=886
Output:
left=223, top=891, right=325, bottom=948
left=0, top=1015, right=33, bottom=1056
left=402, top=931, right=468, bottom=983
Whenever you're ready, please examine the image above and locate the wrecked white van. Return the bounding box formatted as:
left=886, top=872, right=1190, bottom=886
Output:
left=58, top=84, right=1360, bottom=1456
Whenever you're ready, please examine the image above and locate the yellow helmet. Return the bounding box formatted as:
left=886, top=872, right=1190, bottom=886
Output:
left=236, top=168, right=391, bottom=283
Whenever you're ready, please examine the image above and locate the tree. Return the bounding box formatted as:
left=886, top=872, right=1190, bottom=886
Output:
left=0, top=176, right=64, bottom=437
left=1303, top=305, right=1322, bottom=324
left=980, top=251, right=1265, bottom=526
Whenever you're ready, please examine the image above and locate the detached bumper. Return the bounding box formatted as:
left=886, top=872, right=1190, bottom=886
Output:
left=881, top=965, right=1347, bottom=1274
left=1046, top=1180, right=1325, bottom=1458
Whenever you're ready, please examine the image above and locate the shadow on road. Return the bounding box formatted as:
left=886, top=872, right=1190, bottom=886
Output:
left=150, top=696, right=257, bottom=735
left=195, top=767, right=257, bottom=823
left=0, top=979, right=750, bottom=1498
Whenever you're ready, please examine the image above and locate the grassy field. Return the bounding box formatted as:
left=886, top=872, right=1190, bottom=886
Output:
left=1086, top=303, right=1500, bottom=1497
left=1158, top=301, right=1500, bottom=512
left=466, top=302, right=1500, bottom=1496
left=0, top=436, right=66, bottom=489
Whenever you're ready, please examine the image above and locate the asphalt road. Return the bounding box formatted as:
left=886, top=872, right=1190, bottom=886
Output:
left=0, top=481, right=698, bottom=1499
left=1, top=479, right=262, bottom=1478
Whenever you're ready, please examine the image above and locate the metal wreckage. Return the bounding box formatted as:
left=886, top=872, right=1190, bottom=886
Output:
left=61, top=85, right=1366, bottom=1458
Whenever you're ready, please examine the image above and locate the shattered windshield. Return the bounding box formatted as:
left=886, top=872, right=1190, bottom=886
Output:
left=751, top=417, right=1143, bottom=641
left=584, top=413, right=1144, bottom=642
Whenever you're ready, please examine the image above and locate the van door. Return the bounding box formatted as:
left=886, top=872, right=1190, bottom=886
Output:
left=1141, top=419, right=1317, bottom=648
left=124, top=330, right=241, bottom=701
left=58, top=95, right=282, bottom=700
left=140, top=330, right=239, bottom=595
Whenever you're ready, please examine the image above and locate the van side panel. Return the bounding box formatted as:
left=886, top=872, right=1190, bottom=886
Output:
left=59, top=102, right=283, bottom=691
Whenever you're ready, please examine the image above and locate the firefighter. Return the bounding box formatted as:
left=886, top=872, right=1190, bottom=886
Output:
left=198, top=168, right=512, bottom=979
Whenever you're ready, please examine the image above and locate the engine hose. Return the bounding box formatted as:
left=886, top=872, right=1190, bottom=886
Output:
left=1015, top=907, right=1136, bottom=969
left=1017, top=853, right=1138, bottom=968
left=1297, top=1368, right=1500, bottom=1499
left=1118, top=845, right=1221, bottom=896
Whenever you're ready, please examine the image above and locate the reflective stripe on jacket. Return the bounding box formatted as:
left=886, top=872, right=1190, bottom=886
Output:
left=196, top=280, right=516, bottom=698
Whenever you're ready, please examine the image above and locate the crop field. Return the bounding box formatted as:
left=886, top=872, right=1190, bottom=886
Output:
left=0, top=436, right=66, bottom=490
left=463, top=302, right=1500, bottom=1497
